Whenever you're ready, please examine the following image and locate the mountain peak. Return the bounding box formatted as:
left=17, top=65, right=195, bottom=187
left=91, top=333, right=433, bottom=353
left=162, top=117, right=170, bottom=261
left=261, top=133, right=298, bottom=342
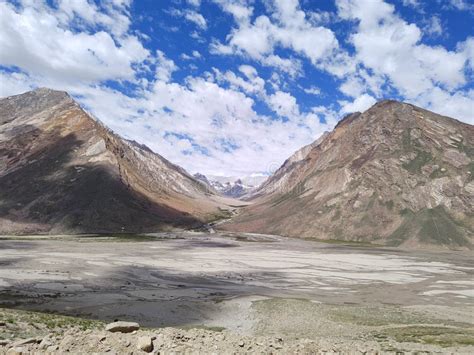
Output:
left=224, top=101, right=474, bottom=249
left=0, top=89, right=232, bottom=234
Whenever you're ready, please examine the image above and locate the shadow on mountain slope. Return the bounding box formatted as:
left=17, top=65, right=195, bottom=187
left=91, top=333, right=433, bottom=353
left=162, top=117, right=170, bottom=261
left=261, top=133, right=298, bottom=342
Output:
left=0, top=127, right=201, bottom=234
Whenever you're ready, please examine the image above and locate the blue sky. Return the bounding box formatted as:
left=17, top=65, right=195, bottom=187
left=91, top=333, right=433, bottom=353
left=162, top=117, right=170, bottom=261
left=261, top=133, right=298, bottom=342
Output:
left=0, top=0, right=473, bottom=176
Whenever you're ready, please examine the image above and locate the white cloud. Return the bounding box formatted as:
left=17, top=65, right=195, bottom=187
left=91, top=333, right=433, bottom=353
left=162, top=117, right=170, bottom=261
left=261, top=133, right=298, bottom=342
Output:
left=339, top=94, right=377, bottom=114
left=423, top=16, right=443, bottom=37
left=0, top=70, right=34, bottom=97
left=212, top=0, right=339, bottom=74
left=0, top=2, right=149, bottom=85
left=1, top=0, right=472, bottom=177
left=267, top=91, right=300, bottom=118
left=213, top=67, right=265, bottom=96
left=0, top=41, right=333, bottom=178
left=187, top=0, right=201, bottom=7
left=155, top=50, right=178, bottom=82
left=168, top=8, right=207, bottom=30
left=336, top=0, right=472, bottom=110
left=447, top=0, right=474, bottom=11
left=184, top=10, right=207, bottom=29
left=213, top=0, right=254, bottom=24
left=303, top=86, right=321, bottom=95
left=402, top=0, right=422, bottom=9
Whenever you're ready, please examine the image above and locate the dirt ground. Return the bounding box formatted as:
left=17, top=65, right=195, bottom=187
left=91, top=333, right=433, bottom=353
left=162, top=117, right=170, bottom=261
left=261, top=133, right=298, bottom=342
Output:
left=0, top=232, right=473, bottom=353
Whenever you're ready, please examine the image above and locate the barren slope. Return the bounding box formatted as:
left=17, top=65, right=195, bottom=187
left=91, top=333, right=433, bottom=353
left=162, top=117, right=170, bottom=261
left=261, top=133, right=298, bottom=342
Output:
left=0, top=88, right=232, bottom=234
left=222, top=100, right=474, bottom=248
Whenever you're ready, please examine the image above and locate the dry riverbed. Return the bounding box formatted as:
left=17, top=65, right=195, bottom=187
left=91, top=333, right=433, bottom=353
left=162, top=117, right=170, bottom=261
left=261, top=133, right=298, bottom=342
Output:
left=0, top=232, right=473, bottom=353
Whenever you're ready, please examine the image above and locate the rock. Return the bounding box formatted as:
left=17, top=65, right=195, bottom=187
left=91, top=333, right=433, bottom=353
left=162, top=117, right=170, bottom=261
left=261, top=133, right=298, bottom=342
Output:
left=47, top=345, right=59, bottom=352
left=0, top=340, right=9, bottom=346
left=105, top=321, right=140, bottom=333
left=137, top=336, right=153, bottom=352
left=12, top=338, right=40, bottom=346
left=39, top=337, right=52, bottom=349
left=0, top=321, right=5, bottom=326
left=238, top=340, right=245, bottom=347
left=6, top=348, right=23, bottom=355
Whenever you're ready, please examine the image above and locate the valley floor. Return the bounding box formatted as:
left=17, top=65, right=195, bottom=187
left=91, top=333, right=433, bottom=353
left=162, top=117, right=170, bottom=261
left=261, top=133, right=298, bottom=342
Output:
left=0, top=232, right=473, bottom=353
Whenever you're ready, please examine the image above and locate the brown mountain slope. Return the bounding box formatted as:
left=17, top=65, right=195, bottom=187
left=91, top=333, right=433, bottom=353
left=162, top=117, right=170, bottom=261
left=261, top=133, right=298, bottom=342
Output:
left=222, top=100, right=474, bottom=249
left=0, top=88, right=231, bottom=234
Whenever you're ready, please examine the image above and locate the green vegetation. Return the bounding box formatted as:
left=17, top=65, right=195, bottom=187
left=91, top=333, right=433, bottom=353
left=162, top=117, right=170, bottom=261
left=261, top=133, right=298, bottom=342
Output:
left=0, top=308, right=103, bottom=335
left=429, top=166, right=448, bottom=179
left=388, top=206, right=469, bottom=247
left=311, top=238, right=375, bottom=247
left=373, top=326, right=474, bottom=347
left=402, top=149, right=433, bottom=173
left=179, top=325, right=225, bottom=332
left=402, top=128, right=412, bottom=150
left=76, top=233, right=158, bottom=242
left=468, top=162, right=474, bottom=181
left=206, top=208, right=233, bottom=223
left=452, top=137, right=474, bottom=158
left=381, top=199, right=394, bottom=210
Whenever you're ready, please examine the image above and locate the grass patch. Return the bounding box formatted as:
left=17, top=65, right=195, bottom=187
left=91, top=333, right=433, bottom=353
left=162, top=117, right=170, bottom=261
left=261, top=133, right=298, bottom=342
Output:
left=311, top=238, right=375, bottom=247
left=452, top=138, right=474, bottom=158
left=402, top=128, right=412, bottom=150
left=388, top=206, right=470, bottom=247
left=0, top=308, right=103, bottom=332
left=402, top=149, right=433, bottom=174
left=75, top=233, right=158, bottom=242
left=178, top=325, right=226, bottom=332
left=468, top=162, right=474, bottom=181
left=374, top=326, right=474, bottom=347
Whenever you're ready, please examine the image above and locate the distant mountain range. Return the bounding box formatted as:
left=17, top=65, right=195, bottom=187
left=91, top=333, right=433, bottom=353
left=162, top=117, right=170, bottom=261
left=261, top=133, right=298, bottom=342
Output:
left=0, top=88, right=234, bottom=234
left=222, top=100, right=473, bottom=249
left=193, top=173, right=267, bottom=198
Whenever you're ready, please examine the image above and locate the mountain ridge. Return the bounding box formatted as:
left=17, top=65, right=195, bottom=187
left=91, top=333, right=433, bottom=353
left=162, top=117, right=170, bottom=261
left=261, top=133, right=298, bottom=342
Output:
left=0, top=88, right=234, bottom=234
left=221, top=99, right=474, bottom=249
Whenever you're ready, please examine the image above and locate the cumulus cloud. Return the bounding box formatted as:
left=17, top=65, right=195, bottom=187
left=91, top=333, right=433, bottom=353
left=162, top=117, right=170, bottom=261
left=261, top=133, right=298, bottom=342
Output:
left=339, top=94, right=377, bottom=114
left=212, top=0, right=339, bottom=74
left=0, top=1, right=149, bottom=85
left=1, top=0, right=472, bottom=176
left=335, top=0, right=473, bottom=121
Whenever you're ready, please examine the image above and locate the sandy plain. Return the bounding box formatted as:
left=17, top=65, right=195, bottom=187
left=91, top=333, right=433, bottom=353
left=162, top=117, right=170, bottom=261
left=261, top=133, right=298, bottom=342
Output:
left=0, top=232, right=473, bottom=352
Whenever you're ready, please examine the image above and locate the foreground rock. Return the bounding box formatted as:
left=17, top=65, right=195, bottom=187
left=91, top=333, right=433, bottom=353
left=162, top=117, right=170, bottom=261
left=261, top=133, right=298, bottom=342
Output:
left=105, top=321, right=140, bottom=333
left=136, top=335, right=153, bottom=352
left=1, top=306, right=473, bottom=354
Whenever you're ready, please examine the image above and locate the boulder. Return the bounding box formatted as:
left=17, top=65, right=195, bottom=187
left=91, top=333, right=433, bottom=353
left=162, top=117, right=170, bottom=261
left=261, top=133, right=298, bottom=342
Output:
left=105, top=321, right=140, bottom=333
left=137, top=336, right=153, bottom=352
left=6, top=348, right=23, bottom=355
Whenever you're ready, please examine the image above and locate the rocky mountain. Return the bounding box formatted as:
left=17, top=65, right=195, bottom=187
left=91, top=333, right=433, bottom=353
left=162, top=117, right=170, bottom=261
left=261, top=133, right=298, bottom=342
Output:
left=193, top=173, right=263, bottom=198
left=0, top=88, right=232, bottom=234
left=222, top=100, right=474, bottom=249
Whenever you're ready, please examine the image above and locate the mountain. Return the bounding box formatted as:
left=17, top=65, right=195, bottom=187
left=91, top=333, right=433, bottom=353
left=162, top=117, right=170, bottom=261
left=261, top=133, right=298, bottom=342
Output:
left=247, top=132, right=329, bottom=199
left=221, top=100, right=474, bottom=249
left=193, top=173, right=265, bottom=198
left=0, top=88, right=233, bottom=234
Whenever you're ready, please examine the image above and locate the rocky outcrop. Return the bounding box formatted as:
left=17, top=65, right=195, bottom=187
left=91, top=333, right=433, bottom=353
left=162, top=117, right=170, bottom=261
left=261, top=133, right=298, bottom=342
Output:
left=105, top=321, right=140, bottom=333
left=0, top=88, right=232, bottom=234
left=222, top=100, right=473, bottom=249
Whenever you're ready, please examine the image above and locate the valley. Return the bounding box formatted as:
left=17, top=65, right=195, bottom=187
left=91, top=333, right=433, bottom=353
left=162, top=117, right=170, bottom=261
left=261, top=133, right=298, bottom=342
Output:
left=1, top=232, right=473, bottom=353
left=1, top=89, right=473, bottom=353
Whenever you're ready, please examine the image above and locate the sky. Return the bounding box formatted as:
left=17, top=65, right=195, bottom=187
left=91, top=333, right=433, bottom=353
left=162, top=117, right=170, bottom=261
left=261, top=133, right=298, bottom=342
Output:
left=0, top=0, right=473, bottom=177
